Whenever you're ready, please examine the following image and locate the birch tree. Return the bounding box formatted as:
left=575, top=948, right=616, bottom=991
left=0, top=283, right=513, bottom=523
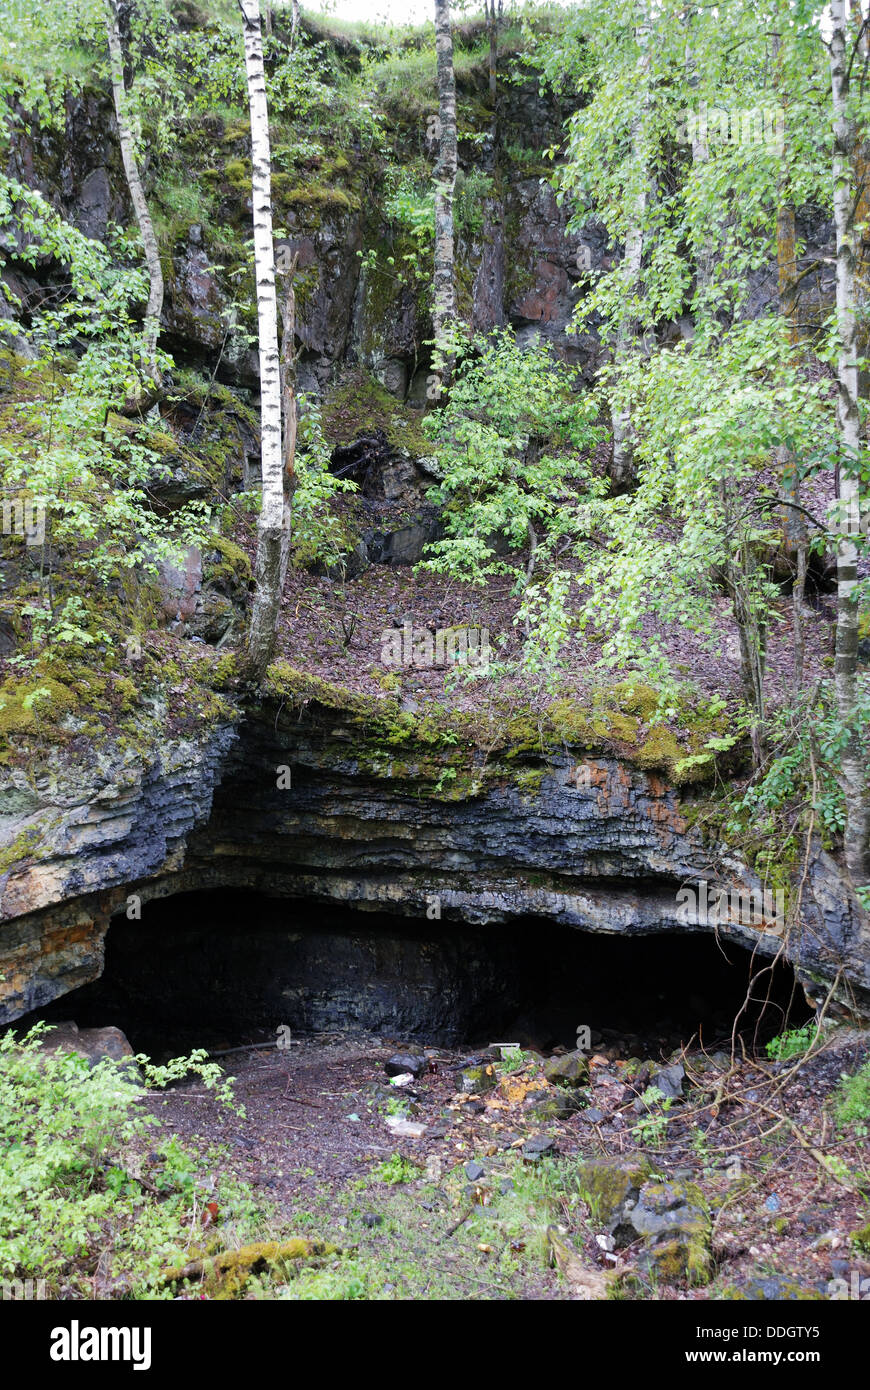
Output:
left=609, top=4, right=650, bottom=490
left=828, top=0, right=870, bottom=882
left=239, top=0, right=287, bottom=681
left=104, top=0, right=164, bottom=393
left=433, top=0, right=457, bottom=393
left=772, top=21, right=809, bottom=695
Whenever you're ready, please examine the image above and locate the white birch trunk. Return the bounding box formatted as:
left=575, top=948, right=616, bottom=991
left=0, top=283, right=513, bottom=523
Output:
left=433, top=0, right=457, bottom=392
left=829, top=0, right=869, bottom=882
left=240, top=0, right=286, bottom=681
left=610, top=5, right=649, bottom=490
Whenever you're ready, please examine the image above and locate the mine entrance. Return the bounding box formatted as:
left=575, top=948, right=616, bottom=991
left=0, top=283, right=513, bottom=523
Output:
left=32, top=888, right=812, bottom=1058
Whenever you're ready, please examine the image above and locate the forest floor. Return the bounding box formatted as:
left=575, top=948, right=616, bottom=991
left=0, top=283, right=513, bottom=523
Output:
left=121, top=1026, right=870, bottom=1301
left=227, top=442, right=868, bottom=720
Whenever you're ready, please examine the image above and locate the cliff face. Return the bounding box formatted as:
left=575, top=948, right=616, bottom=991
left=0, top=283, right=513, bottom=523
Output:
left=0, top=20, right=860, bottom=1036
left=4, top=51, right=597, bottom=395
left=0, top=724, right=238, bottom=1019
left=1, top=686, right=866, bottom=1029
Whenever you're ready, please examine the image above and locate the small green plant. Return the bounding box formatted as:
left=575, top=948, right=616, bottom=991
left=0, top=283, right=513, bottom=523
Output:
left=289, top=399, right=358, bottom=570
left=631, top=1086, right=673, bottom=1147
left=374, top=1153, right=420, bottom=1185
left=833, top=1059, right=870, bottom=1136
left=765, top=1024, right=816, bottom=1062
left=499, top=1048, right=531, bottom=1075
left=384, top=1095, right=410, bottom=1118
left=137, top=1048, right=241, bottom=1114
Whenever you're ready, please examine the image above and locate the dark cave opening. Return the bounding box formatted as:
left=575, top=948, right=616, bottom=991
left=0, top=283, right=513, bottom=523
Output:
left=31, top=888, right=813, bottom=1059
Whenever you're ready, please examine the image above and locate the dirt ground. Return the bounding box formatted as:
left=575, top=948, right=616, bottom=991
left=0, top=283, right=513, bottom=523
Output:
left=131, top=1026, right=870, bottom=1301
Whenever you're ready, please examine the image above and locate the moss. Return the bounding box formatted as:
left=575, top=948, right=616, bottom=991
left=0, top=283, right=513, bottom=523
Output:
left=574, top=1156, right=651, bottom=1225
left=610, top=681, right=662, bottom=720
left=606, top=712, right=641, bottom=743
left=223, top=158, right=250, bottom=192
left=513, top=767, right=546, bottom=795
left=272, top=179, right=359, bottom=213
left=849, top=1220, right=870, bottom=1254
left=373, top=669, right=401, bottom=693
left=0, top=675, right=78, bottom=748
left=633, top=724, right=681, bottom=771
left=546, top=700, right=594, bottom=746
left=163, top=1238, right=337, bottom=1299
left=0, top=825, right=43, bottom=875
left=644, top=1229, right=711, bottom=1286
left=321, top=369, right=431, bottom=457
left=207, top=534, right=251, bottom=585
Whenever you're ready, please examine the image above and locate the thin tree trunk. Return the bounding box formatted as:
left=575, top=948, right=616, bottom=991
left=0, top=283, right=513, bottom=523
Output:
left=487, top=0, right=497, bottom=104
left=720, top=482, right=767, bottom=768
left=683, top=26, right=713, bottom=301
left=105, top=0, right=163, bottom=389
left=433, top=0, right=457, bottom=394
left=279, top=253, right=299, bottom=578
left=610, top=4, right=650, bottom=490
left=829, top=0, right=869, bottom=881
left=773, top=27, right=809, bottom=696
left=240, top=0, right=287, bottom=683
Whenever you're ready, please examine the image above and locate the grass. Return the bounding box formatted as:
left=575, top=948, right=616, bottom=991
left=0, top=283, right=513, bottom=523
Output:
left=260, top=1152, right=567, bottom=1300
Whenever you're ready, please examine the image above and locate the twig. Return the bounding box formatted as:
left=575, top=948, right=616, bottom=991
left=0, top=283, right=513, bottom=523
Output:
left=442, top=1207, right=473, bottom=1240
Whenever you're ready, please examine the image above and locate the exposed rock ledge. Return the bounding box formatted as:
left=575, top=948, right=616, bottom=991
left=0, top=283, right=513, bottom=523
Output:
left=1, top=690, right=867, bottom=1026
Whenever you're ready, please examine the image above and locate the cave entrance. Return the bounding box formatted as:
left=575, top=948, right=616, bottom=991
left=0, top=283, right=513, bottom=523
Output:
left=34, top=889, right=812, bottom=1059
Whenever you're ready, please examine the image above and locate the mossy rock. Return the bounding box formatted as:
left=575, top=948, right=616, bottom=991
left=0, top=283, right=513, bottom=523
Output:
left=620, top=1179, right=712, bottom=1286
left=723, top=1276, right=827, bottom=1301
left=543, top=1051, right=589, bottom=1087
left=610, top=681, right=662, bottom=721
left=0, top=825, right=43, bottom=875
left=0, top=675, right=78, bottom=749
left=849, top=1220, right=870, bottom=1254
left=573, top=1155, right=652, bottom=1226
left=457, top=1063, right=497, bottom=1095
left=162, top=1238, right=338, bottom=1299
left=205, top=534, right=251, bottom=587
left=632, top=725, right=682, bottom=772
left=320, top=369, right=430, bottom=456
left=638, top=1229, right=711, bottom=1287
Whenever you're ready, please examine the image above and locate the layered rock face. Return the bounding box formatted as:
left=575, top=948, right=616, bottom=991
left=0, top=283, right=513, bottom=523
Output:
left=0, top=726, right=237, bottom=1021
left=1, top=696, right=866, bottom=1029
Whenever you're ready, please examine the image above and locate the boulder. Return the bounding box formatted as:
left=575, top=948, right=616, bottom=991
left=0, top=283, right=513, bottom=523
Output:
left=37, top=1022, right=139, bottom=1074
left=572, top=1155, right=652, bottom=1226
left=616, top=1180, right=712, bottom=1286
left=385, top=1053, right=426, bottom=1077
left=543, top=1049, right=590, bottom=1087
left=650, top=1062, right=686, bottom=1100
left=457, top=1063, right=496, bottom=1095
